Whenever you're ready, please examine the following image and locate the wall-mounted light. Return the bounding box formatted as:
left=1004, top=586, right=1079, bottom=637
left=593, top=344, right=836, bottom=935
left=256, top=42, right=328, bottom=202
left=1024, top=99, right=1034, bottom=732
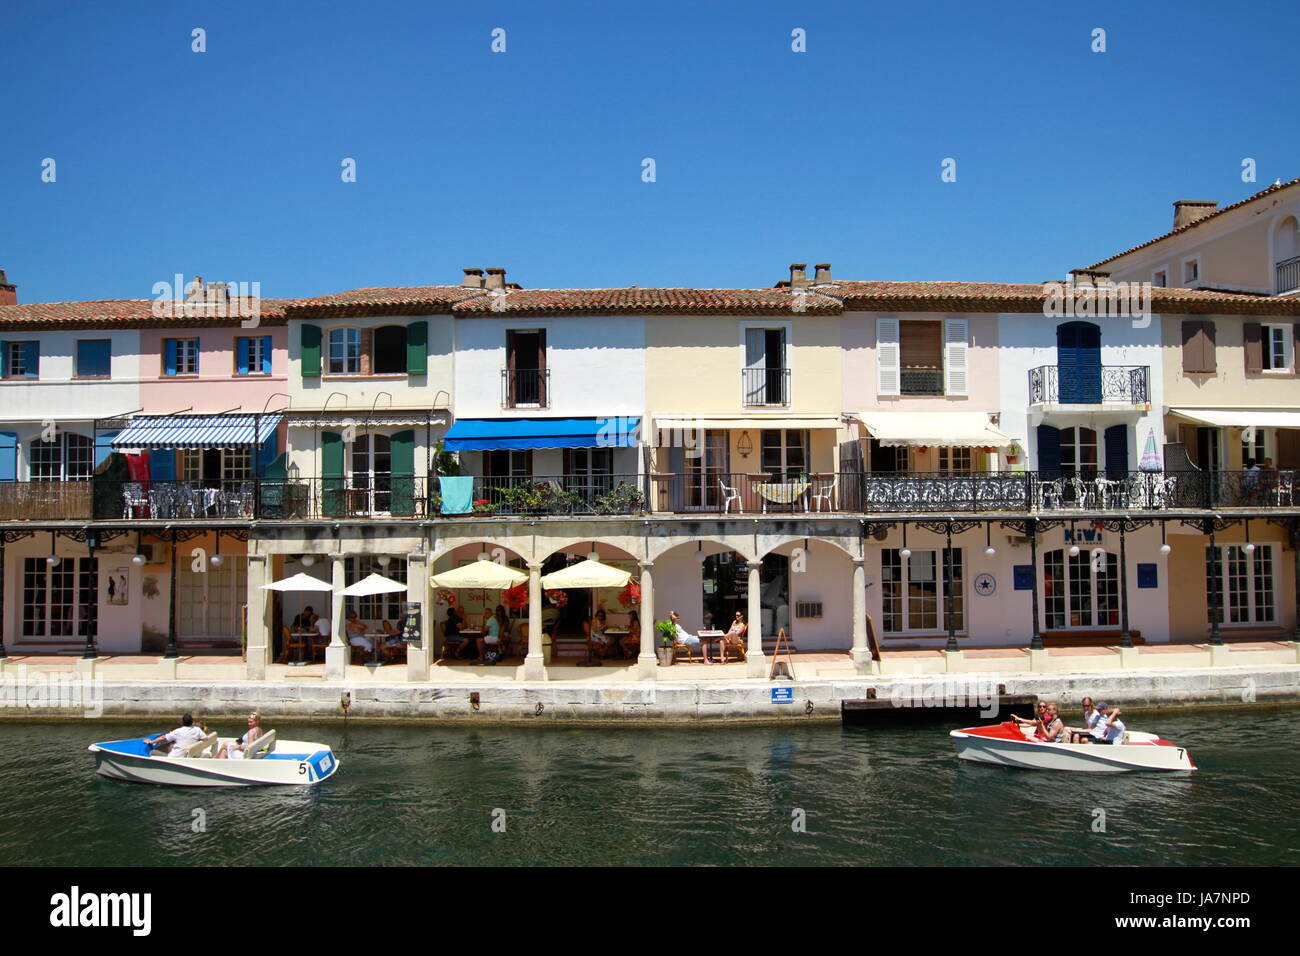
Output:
left=737, top=431, right=753, bottom=459
left=1243, top=519, right=1255, bottom=554
left=377, top=554, right=392, bottom=568
left=210, top=532, right=223, bottom=567
left=302, top=554, right=316, bottom=567
left=1068, top=521, right=1080, bottom=557
left=1160, top=522, right=1171, bottom=555
left=900, top=523, right=911, bottom=560
left=695, top=541, right=707, bottom=564
left=132, top=554, right=146, bottom=566
left=984, top=523, right=996, bottom=557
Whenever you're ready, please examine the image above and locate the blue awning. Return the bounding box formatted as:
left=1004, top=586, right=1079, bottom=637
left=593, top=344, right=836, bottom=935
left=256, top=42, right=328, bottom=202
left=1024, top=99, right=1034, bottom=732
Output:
left=111, top=413, right=283, bottom=450
left=443, top=417, right=641, bottom=451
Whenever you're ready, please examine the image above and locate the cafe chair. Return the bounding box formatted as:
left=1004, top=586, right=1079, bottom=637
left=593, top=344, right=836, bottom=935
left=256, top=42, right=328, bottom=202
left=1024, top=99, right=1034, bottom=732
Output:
left=583, top=620, right=608, bottom=660
left=437, top=621, right=468, bottom=663
left=809, top=475, right=837, bottom=512
left=719, top=478, right=743, bottom=514
left=719, top=627, right=748, bottom=663
left=280, top=625, right=308, bottom=664
left=673, top=635, right=702, bottom=663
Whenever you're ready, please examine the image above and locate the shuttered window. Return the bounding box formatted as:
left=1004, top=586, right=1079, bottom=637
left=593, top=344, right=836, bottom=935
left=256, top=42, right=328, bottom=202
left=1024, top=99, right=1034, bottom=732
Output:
left=943, top=318, right=969, bottom=396
left=876, top=318, right=900, bottom=396
left=1244, top=323, right=1263, bottom=374
left=1181, top=321, right=1216, bottom=374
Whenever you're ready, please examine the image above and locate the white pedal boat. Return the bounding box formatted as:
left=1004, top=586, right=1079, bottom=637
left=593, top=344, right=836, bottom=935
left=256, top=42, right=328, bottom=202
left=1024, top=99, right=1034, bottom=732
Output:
left=88, top=730, right=340, bottom=787
left=950, top=721, right=1196, bottom=773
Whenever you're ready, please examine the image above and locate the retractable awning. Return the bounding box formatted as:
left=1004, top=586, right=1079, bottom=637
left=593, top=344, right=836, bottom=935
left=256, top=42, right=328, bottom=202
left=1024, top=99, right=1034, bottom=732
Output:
left=855, top=412, right=1014, bottom=448
left=111, top=413, right=283, bottom=450
left=442, top=417, right=640, bottom=451
left=1169, top=408, right=1300, bottom=429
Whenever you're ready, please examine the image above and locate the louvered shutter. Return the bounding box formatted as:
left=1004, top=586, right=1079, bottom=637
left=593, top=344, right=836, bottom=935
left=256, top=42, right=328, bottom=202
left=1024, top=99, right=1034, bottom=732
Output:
left=1036, top=424, right=1062, bottom=477
left=877, top=318, right=900, bottom=396
left=1104, top=425, right=1129, bottom=478
left=944, top=318, right=969, bottom=396
left=301, top=325, right=322, bottom=378
left=1244, top=323, right=1263, bottom=374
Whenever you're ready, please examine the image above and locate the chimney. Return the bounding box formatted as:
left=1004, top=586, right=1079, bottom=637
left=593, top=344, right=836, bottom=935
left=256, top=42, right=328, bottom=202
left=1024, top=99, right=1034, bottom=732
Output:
left=1173, top=200, right=1218, bottom=230
left=0, top=269, right=15, bottom=306
left=184, top=275, right=205, bottom=302
left=813, top=263, right=832, bottom=284
left=485, top=268, right=506, bottom=292
left=461, top=268, right=484, bottom=289
left=789, top=263, right=809, bottom=290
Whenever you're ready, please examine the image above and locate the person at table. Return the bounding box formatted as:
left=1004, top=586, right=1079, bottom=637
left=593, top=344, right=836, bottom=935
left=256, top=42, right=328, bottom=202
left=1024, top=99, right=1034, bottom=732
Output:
left=587, top=609, right=611, bottom=658
left=218, top=712, right=264, bottom=759
left=669, top=610, right=709, bottom=664
left=144, top=713, right=207, bottom=758
left=478, top=605, right=509, bottom=659
left=345, top=609, right=373, bottom=653
left=292, top=606, right=316, bottom=631
left=718, top=611, right=747, bottom=661
left=622, top=611, right=641, bottom=660
left=444, top=606, right=474, bottom=659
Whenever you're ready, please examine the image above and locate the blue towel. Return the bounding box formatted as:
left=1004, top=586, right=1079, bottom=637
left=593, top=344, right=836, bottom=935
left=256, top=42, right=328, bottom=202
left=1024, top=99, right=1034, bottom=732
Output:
left=439, top=476, right=475, bottom=515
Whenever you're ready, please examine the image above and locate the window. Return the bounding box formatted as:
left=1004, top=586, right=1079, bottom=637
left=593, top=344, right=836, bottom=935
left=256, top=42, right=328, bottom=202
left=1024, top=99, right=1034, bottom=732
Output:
left=372, top=326, right=407, bottom=374
left=76, top=340, right=111, bottom=378
left=1180, top=320, right=1216, bottom=374
left=877, top=318, right=967, bottom=396
left=1043, top=548, right=1119, bottom=629
left=1183, top=259, right=1200, bottom=284
left=1263, top=325, right=1292, bottom=371
left=484, top=450, right=532, bottom=480
left=328, top=328, right=361, bottom=375
left=1060, top=427, right=1098, bottom=476
left=22, top=556, right=97, bottom=638
left=1152, top=270, right=1167, bottom=288
left=938, top=447, right=974, bottom=473
left=235, top=335, right=271, bottom=375
left=30, top=433, right=94, bottom=482
left=505, top=330, right=547, bottom=407
left=870, top=441, right=910, bottom=473
left=743, top=327, right=788, bottom=405
left=900, top=320, right=943, bottom=395
left=345, top=556, right=407, bottom=622
left=164, top=338, right=198, bottom=376
left=882, top=548, right=963, bottom=633
left=760, top=429, right=808, bottom=479
left=181, top=448, right=251, bottom=485
left=3, top=341, right=39, bottom=379
left=1207, top=545, right=1274, bottom=625
left=350, top=434, right=392, bottom=514
left=1241, top=428, right=1268, bottom=466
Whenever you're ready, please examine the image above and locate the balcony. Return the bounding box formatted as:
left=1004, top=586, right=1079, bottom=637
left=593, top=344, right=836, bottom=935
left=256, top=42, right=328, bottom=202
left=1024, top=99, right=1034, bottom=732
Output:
left=901, top=366, right=944, bottom=396
left=1028, top=365, right=1149, bottom=406
left=501, top=368, right=550, bottom=408
left=741, top=367, right=790, bottom=406
left=1277, top=256, right=1300, bottom=295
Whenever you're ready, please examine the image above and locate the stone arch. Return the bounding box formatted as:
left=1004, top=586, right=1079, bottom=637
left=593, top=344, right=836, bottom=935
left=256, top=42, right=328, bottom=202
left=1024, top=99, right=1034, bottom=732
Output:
left=648, top=536, right=758, bottom=565
left=757, top=534, right=860, bottom=561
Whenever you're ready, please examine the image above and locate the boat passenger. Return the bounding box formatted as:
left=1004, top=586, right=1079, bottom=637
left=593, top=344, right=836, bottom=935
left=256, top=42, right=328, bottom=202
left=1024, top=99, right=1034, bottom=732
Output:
left=1084, top=703, right=1125, bottom=744
left=1010, top=701, right=1049, bottom=734
left=1066, top=696, right=1099, bottom=743
left=218, top=712, right=264, bottom=759
left=346, top=610, right=373, bottom=653
left=1039, top=703, right=1066, bottom=742
left=669, top=610, right=709, bottom=664
left=144, top=713, right=206, bottom=758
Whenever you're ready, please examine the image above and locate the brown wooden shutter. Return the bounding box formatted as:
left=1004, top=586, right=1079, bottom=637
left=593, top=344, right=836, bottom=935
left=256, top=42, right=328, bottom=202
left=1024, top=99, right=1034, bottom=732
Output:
left=1276, top=429, right=1300, bottom=469
left=536, top=329, right=547, bottom=406
left=1178, top=424, right=1198, bottom=466
left=1244, top=323, right=1263, bottom=374
left=359, top=328, right=372, bottom=376
left=1293, top=324, right=1300, bottom=375
left=505, top=330, right=518, bottom=407
left=1201, top=321, right=1217, bottom=373
left=900, top=320, right=942, bottom=368
left=1181, top=321, right=1199, bottom=373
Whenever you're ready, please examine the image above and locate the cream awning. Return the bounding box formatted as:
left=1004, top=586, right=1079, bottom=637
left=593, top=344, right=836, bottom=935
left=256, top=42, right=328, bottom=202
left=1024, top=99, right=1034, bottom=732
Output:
left=1169, top=408, right=1300, bottom=429
left=855, top=412, right=1015, bottom=448
left=654, top=415, right=842, bottom=432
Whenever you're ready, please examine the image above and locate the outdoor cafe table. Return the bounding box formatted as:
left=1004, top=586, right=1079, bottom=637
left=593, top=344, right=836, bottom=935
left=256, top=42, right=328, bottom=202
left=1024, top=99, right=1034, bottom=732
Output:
left=697, top=629, right=725, bottom=661
left=753, top=479, right=810, bottom=512
left=605, top=627, right=631, bottom=658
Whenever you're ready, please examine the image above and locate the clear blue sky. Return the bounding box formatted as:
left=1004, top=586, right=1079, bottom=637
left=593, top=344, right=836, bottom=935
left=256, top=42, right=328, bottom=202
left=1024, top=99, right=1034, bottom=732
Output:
left=2, top=0, right=1296, bottom=303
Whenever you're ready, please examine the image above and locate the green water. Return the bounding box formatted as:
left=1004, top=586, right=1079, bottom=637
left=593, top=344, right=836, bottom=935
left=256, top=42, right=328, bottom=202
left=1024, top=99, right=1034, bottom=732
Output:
left=2, top=709, right=1297, bottom=866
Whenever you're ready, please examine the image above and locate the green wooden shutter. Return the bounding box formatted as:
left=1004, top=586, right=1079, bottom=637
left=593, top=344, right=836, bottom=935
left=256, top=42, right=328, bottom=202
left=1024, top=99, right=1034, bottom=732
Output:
left=301, top=324, right=322, bottom=378
left=390, top=429, right=416, bottom=516
left=406, top=321, right=427, bottom=376
left=322, top=430, right=344, bottom=516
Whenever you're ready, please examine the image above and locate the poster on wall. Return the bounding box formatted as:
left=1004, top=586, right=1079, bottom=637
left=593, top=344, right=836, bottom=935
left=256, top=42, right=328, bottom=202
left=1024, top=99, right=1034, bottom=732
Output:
left=103, top=564, right=130, bottom=606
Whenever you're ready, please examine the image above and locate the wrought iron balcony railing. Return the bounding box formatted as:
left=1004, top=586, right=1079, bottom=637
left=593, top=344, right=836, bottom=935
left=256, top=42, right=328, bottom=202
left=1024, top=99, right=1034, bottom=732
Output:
left=501, top=368, right=550, bottom=408
left=1028, top=365, right=1149, bottom=405
left=1277, top=256, right=1300, bottom=295
left=741, top=367, right=790, bottom=406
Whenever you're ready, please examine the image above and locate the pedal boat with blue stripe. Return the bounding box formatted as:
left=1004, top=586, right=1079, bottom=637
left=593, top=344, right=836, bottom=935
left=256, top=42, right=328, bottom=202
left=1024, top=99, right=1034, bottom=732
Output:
left=88, top=730, right=340, bottom=787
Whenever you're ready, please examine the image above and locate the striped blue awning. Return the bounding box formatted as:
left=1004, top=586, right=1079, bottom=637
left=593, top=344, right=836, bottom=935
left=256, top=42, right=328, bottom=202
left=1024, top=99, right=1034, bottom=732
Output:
left=110, top=413, right=283, bottom=450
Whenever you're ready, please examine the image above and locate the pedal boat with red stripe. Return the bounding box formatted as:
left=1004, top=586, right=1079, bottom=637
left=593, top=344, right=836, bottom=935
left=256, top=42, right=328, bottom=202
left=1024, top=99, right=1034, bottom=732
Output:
left=950, top=721, right=1196, bottom=773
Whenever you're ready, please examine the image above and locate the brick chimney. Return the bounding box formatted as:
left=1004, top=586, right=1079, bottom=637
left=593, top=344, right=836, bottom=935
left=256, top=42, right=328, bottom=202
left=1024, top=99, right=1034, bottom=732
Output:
left=461, top=268, right=484, bottom=289
left=789, top=263, right=809, bottom=290
left=1173, top=200, right=1218, bottom=230
left=813, top=263, right=832, bottom=284
left=0, top=269, right=16, bottom=305
left=485, top=268, right=507, bottom=292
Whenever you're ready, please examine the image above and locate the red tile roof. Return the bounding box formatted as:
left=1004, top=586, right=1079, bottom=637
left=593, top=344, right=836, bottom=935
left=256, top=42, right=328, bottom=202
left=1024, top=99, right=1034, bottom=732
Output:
left=448, top=287, right=842, bottom=316
left=1085, top=177, right=1300, bottom=270
left=291, top=285, right=487, bottom=317
left=0, top=298, right=293, bottom=330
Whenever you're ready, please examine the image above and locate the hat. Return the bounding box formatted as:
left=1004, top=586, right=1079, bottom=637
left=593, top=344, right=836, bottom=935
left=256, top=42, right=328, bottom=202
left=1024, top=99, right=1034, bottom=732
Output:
left=1095, top=701, right=1108, bottom=710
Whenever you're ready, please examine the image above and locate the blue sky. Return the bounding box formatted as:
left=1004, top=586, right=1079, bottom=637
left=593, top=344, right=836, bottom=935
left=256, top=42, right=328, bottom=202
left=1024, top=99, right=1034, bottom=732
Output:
left=2, top=0, right=1297, bottom=303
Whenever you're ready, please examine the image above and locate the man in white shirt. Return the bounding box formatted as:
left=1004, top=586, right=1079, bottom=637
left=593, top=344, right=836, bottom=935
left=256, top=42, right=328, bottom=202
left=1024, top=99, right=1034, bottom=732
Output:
left=316, top=614, right=332, bottom=640
left=669, top=610, right=710, bottom=665
left=1088, top=703, right=1125, bottom=744
left=144, top=713, right=207, bottom=758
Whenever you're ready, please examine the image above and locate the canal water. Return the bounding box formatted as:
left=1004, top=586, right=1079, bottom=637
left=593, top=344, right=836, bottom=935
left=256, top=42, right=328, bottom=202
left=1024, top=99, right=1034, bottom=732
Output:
left=2, top=708, right=1297, bottom=866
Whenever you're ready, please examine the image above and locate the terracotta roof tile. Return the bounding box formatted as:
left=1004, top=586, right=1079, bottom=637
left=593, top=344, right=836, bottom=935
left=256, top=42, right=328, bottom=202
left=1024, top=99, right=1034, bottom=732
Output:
left=448, top=287, right=841, bottom=316
left=0, top=298, right=293, bottom=331
left=290, top=285, right=487, bottom=317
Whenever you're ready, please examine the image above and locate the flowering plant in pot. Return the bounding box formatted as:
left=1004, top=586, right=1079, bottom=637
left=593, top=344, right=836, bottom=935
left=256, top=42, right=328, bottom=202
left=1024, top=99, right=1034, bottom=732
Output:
left=654, top=619, right=677, bottom=665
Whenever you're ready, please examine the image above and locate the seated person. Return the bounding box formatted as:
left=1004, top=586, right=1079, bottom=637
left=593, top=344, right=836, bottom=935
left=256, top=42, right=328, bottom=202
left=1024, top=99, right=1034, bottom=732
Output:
left=719, top=611, right=747, bottom=659
left=478, top=605, right=509, bottom=660
left=1066, top=696, right=1100, bottom=743
left=314, top=611, right=332, bottom=647
left=444, top=606, right=475, bottom=659
left=144, top=713, right=207, bottom=758
left=588, top=609, right=610, bottom=658
left=668, top=610, right=709, bottom=664
left=1082, top=703, right=1125, bottom=744
left=218, top=712, right=264, bottom=759
left=292, top=606, right=316, bottom=631
left=381, top=619, right=404, bottom=647
left=345, top=610, right=373, bottom=653
left=622, top=611, right=641, bottom=660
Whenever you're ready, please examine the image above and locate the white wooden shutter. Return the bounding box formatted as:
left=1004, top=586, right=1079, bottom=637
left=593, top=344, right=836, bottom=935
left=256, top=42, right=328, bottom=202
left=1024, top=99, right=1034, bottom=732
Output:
left=744, top=328, right=765, bottom=403
left=944, top=318, right=969, bottom=396
left=877, top=318, right=900, bottom=396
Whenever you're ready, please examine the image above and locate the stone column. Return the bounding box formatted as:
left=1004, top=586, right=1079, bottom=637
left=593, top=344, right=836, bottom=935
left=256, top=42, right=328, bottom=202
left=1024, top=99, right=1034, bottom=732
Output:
left=524, top=562, right=546, bottom=680
left=405, top=552, right=430, bottom=682
left=325, top=555, right=348, bottom=680
left=245, top=552, right=271, bottom=680
left=746, top=560, right=767, bottom=677
left=850, top=558, right=874, bottom=675
left=637, top=561, right=657, bottom=679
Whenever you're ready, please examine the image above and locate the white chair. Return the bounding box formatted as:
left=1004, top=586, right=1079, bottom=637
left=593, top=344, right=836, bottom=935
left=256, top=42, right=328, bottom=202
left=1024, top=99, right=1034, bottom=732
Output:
left=719, top=478, right=743, bottom=514
left=122, top=482, right=149, bottom=518
left=1275, top=471, right=1295, bottom=506
left=1040, top=477, right=1066, bottom=510
left=809, top=475, right=837, bottom=512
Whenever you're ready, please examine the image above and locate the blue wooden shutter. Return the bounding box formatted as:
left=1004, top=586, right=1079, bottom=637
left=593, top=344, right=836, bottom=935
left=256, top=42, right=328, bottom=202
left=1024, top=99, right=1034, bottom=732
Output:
left=1036, top=424, right=1062, bottom=477
left=0, top=432, right=16, bottom=481
left=255, top=430, right=278, bottom=477
left=164, top=339, right=178, bottom=376
left=149, top=449, right=176, bottom=482
left=236, top=337, right=251, bottom=375
left=1104, top=425, right=1129, bottom=478
left=260, top=336, right=272, bottom=374
left=21, top=342, right=38, bottom=378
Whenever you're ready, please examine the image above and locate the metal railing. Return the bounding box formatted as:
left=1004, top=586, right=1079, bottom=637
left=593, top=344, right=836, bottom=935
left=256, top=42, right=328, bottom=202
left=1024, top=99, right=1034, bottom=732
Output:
left=741, top=367, right=790, bottom=406
left=501, top=368, right=550, bottom=408
left=0, top=469, right=1293, bottom=522
left=900, top=367, right=944, bottom=396
left=1028, top=365, right=1149, bottom=405
left=1277, top=256, right=1300, bottom=295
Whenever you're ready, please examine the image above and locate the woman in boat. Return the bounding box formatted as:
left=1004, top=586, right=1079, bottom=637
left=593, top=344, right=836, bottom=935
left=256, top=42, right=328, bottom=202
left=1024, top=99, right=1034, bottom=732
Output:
left=218, top=712, right=263, bottom=759
left=1066, top=696, right=1100, bottom=743
left=1011, top=700, right=1049, bottom=733
left=1039, top=703, right=1066, bottom=742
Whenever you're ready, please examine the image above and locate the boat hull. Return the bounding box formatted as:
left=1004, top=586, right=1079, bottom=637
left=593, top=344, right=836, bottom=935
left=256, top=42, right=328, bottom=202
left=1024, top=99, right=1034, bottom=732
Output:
left=950, top=723, right=1195, bottom=773
left=89, top=737, right=339, bottom=787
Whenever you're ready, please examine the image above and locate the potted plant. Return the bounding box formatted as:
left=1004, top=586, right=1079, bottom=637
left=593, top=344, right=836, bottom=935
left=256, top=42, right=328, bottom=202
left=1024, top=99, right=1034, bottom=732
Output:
left=654, top=619, right=677, bottom=666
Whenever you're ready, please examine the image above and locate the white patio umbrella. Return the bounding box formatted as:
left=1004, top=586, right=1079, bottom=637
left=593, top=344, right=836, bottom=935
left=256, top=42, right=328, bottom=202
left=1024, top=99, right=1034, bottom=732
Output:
left=261, top=572, right=334, bottom=592
left=540, top=556, right=631, bottom=589
left=339, top=573, right=408, bottom=597
left=430, top=559, right=527, bottom=590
